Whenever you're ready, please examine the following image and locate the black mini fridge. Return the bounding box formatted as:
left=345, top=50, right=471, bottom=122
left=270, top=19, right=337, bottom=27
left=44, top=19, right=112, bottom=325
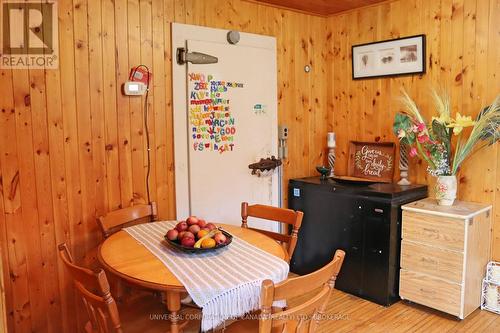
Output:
left=288, top=177, right=427, bottom=306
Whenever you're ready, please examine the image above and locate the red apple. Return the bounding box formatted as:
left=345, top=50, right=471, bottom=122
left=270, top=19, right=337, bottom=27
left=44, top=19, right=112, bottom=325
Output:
left=197, top=219, right=207, bottom=228
left=181, top=231, right=195, bottom=240
left=166, top=229, right=179, bottom=241
left=181, top=237, right=195, bottom=247
left=188, top=224, right=201, bottom=234
left=176, top=221, right=188, bottom=232
left=186, top=216, right=199, bottom=225
left=206, top=223, right=217, bottom=231
left=178, top=231, right=187, bottom=239
left=214, top=232, right=227, bottom=245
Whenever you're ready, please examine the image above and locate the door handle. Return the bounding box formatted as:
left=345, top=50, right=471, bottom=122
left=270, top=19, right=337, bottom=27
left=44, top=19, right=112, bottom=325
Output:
left=248, top=156, right=282, bottom=176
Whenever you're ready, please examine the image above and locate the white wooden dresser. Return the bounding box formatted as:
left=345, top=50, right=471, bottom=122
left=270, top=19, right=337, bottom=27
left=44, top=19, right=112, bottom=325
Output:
left=399, top=198, right=492, bottom=319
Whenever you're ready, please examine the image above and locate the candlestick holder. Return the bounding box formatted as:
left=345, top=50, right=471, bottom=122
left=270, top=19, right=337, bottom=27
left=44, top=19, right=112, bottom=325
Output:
left=328, top=148, right=335, bottom=177
left=397, top=143, right=411, bottom=185
left=327, top=132, right=336, bottom=177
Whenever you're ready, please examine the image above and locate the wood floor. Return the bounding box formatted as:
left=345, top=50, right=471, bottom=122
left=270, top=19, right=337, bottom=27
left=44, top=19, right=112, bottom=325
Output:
left=291, top=290, right=500, bottom=333
left=172, top=289, right=500, bottom=333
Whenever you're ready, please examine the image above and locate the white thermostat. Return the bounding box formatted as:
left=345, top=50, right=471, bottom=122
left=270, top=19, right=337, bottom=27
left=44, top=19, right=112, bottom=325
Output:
left=123, top=81, right=147, bottom=95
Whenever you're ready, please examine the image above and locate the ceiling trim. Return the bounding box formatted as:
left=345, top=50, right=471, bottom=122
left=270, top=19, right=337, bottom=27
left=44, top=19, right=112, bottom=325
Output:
left=327, top=0, right=398, bottom=17
left=242, top=0, right=399, bottom=18
left=242, top=0, right=327, bottom=18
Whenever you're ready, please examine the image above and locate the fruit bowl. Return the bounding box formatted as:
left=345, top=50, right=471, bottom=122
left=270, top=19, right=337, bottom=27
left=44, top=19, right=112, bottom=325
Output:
left=164, top=228, right=233, bottom=253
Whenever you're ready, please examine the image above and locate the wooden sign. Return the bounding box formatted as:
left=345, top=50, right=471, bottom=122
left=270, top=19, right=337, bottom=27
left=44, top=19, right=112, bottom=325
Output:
left=348, top=141, right=395, bottom=183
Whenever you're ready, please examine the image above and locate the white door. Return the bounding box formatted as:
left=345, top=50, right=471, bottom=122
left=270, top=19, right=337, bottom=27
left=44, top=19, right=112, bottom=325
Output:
left=172, top=24, right=279, bottom=230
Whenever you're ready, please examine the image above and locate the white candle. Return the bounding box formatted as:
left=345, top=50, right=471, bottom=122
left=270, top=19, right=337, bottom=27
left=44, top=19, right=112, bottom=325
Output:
left=327, top=132, right=336, bottom=148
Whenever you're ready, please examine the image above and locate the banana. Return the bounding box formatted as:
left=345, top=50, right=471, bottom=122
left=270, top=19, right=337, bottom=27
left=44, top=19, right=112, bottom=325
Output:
left=194, top=229, right=219, bottom=248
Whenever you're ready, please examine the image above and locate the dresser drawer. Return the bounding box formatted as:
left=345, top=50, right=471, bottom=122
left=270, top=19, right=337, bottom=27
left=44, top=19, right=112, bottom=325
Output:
left=402, top=211, right=465, bottom=251
left=400, top=240, right=464, bottom=283
left=400, top=269, right=462, bottom=316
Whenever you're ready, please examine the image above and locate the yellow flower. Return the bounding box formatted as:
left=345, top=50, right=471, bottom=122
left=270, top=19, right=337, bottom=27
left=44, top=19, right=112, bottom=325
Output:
left=432, top=113, right=451, bottom=124
left=447, top=113, right=475, bottom=135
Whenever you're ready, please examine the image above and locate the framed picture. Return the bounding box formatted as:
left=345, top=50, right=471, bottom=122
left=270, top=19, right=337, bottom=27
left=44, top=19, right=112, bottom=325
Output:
left=352, top=34, right=426, bottom=79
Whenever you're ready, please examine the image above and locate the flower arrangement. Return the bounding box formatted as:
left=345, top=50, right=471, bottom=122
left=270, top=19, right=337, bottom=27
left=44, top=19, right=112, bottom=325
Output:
left=393, top=89, right=500, bottom=177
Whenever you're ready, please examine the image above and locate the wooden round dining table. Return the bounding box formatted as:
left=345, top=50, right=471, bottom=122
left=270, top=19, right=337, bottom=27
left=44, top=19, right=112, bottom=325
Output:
left=98, top=222, right=287, bottom=333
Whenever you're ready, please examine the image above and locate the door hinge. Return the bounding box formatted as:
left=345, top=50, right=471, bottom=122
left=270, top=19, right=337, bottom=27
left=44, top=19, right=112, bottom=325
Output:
left=176, top=47, right=218, bottom=65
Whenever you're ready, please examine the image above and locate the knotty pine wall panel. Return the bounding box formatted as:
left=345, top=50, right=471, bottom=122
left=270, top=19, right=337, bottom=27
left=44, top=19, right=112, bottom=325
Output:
left=0, top=0, right=327, bottom=332
left=1, top=0, right=499, bottom=332
left=327, top=0, right=500, bottom=259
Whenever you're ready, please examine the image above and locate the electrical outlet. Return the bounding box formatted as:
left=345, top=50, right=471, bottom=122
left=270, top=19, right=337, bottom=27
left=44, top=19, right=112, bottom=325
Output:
left=278, top=125, right=288, bottom=140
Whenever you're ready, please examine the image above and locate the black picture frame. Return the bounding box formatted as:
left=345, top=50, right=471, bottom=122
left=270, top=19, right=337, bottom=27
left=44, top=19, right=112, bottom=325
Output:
left=351, top=34, right=426, bottom=80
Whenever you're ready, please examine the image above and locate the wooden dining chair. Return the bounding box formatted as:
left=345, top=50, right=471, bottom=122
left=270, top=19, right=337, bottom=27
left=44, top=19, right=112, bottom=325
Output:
left=91, top=202, right=158, bottom=302
left=220, top=249, right=345, bottom=333
left=59, top=242, right=123, bottom=332
left=58, top=243, right=175, bottom=333
left=241, top=202, right=304, bottom=263
left=97, top=202, right=158, bottom=238
left=84, top=202, right=157, bottom=271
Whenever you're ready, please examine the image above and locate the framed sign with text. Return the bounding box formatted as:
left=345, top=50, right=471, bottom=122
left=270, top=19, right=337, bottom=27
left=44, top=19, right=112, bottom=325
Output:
left=348, top=141, right=395, bottom=182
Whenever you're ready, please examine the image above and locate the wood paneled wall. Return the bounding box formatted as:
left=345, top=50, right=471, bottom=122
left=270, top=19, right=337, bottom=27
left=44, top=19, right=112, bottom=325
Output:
left=326, top=0, right=500, bottom=258
left=0, top=0, right=327, bottom=332
left=0, top=246, right=6, bottom=333
left=1, top=0, right=499, bottom=332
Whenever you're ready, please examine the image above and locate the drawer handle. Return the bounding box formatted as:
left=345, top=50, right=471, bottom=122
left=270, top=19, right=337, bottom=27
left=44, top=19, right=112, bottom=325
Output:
left=420, top=257, right=437, bottom=265
left=374, top=208, right=384, bottom=213
left=422, top=227, right=438, bottom=234
left=419, top=288, right=436, bottom=296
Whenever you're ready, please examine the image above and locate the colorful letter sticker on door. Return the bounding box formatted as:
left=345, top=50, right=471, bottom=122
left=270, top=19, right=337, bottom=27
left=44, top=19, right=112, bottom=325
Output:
left=188, top=73, right=244, bottom=154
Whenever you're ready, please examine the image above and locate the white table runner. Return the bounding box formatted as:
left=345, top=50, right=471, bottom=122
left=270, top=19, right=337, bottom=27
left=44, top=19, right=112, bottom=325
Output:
left=124, top=221, right=289, bottom=331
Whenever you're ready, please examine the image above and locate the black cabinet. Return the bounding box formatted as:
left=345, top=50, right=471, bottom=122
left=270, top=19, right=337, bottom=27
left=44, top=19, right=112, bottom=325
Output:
left=288, top=177, right=427, bottom=306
